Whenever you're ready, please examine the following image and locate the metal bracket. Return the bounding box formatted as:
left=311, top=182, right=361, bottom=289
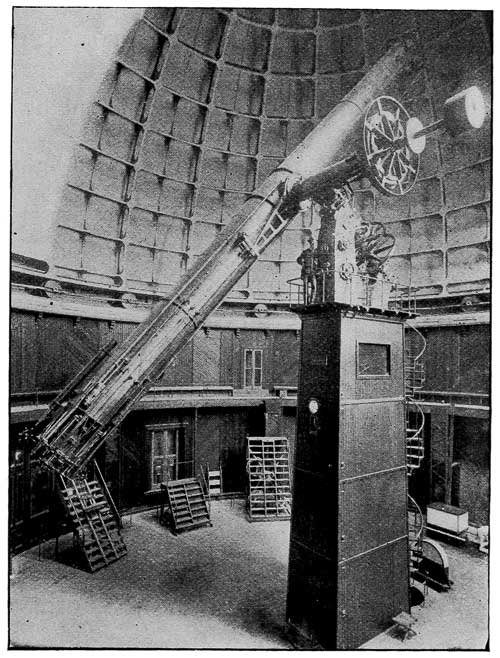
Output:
left=235, top=233, right=258, bottom=259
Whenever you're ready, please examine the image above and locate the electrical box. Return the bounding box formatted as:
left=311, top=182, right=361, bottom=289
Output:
left=427, top=502, right=469, bottom=535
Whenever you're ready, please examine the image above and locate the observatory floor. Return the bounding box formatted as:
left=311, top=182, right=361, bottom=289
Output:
left=9, top=500, right=488, bottom=649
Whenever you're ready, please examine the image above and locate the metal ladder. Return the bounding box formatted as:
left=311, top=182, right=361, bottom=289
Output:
left=407, top=494, right=425, bottom=583
left=405, top=324, right=427, bottom=475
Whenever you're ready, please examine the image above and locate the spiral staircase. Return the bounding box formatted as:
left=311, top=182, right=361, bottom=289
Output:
left=405, top=324, right=427, bottom=585
left=407, top=493, right=425, bottom=585
left=405, top=324, right=427, bottom=475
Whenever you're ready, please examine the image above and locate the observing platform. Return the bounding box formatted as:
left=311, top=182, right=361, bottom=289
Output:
left=288, top=271, right=418, bottom=317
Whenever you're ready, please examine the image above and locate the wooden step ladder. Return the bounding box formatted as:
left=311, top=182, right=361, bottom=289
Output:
left=247, top=437, right=292, bottom=521
left=166, top=477, right=211, bottom=534
left=60, top=473, right=127, bottom=572
left=208, top=467, right=222, bottom=496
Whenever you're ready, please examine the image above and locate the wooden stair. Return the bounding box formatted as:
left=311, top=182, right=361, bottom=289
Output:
left=247, top=437, right=292, bottom=521
left=208, top=468, right=222, bottom=496
left=166, top=477, right=211, bottom=534
left=60, top=475, right=127, bottom=572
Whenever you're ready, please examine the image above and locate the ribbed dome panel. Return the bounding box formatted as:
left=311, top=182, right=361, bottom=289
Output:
left=53, top=8, right=491, bottom=301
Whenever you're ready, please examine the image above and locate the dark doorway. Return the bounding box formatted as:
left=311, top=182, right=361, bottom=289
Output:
left=451, top=416, right=489, bottom=525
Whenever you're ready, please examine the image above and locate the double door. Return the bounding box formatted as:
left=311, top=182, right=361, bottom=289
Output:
left=149, top=425, right=192, bottom=488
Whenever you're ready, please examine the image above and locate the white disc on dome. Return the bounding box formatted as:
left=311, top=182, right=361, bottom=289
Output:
left=406, top=117, right=426, bottom=154
left=465, top=86, right=486, bottom=129
left=444, top=86, right=486, bottom=136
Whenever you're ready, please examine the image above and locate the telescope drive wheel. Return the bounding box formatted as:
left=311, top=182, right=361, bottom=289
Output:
left=363, top=95, right=420, bottom=196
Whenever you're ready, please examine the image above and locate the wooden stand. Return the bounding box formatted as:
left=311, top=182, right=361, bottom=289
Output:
left=246, top=437, right=292, bottom=521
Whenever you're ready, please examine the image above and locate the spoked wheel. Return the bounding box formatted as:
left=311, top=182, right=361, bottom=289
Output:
left=363, top=96, right=420, bottom=196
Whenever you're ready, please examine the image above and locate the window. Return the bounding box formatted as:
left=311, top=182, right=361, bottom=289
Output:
left=147, top=425, right=192, bottom=489
left=244, top=349, right=263, bottom=388
left=357, top=342, right=391, bottom=377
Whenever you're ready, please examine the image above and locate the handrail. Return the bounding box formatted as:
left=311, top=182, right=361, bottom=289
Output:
left=199, top=465, right=211, bottom=513
left=415, top=390, right=489, bottom=399
left=287, top=272, right=418, bottom=313
left=93, top=460, right=122, bottom=529
left=406, top=396, right=426, bottom=441
left=407, top=494, right=425, bottom=543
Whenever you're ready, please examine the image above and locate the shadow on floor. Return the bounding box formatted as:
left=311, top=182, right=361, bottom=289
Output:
left=20, top=503, right=293, bottom=647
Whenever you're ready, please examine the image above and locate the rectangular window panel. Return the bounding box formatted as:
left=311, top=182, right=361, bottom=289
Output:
left=244, top=349, right=263, bottom=388
left=245, top=369, right=253, bottom=388
left=245, top=350, right=253, bottom=369
left=358, top=342, right=391, bottom=377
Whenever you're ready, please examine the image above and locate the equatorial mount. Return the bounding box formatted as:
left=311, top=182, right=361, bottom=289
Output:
left=286, top=84, right=486, bottom=308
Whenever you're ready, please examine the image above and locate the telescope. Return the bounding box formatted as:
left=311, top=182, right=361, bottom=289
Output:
left=288, top=85, right=486, bottom=201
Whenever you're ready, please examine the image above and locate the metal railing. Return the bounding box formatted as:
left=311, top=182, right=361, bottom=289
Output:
left=405, top=324, right=427, bottom=475
left=287, top=271, right=418, bottom=314
left=408, top=494, right=425, bottom=584
left=413, top=390, right=489, bottom=408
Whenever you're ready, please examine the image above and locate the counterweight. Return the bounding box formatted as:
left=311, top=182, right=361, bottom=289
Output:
left=31, top=40, right=415, bottom=477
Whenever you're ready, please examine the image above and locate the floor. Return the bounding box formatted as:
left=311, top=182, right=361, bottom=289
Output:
left=9, top=500, right=488, bottom=649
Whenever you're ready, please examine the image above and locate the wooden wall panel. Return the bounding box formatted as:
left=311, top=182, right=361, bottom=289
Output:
left=219, top=329, right=236, bottom=386
left=10, top=312, right=104, bottom=393
left=267, top=331, right=300, bottom=386
left=34, top=316, right=67, bottom=390
left=10, top=313, right=38, bottom=392
left=41, top=317, right=101, bottom=390
left=11, top=311, right=304, bottom=395
left=195, top=411, right=222, bottom=473
left=452, top=416, right=489, bottom=525
left=192, top=330, right=221, bottom=385
left=156, top=340, right=194, bottom=386
left=457, top=326, right=490, bottom=393
left=11, top=310, right=490, bottom=401
left=422, top=327, right=460, bottom=392
left=105, top=320, right=136, bottom=347
left=421, top=325, right=490, bottom=394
